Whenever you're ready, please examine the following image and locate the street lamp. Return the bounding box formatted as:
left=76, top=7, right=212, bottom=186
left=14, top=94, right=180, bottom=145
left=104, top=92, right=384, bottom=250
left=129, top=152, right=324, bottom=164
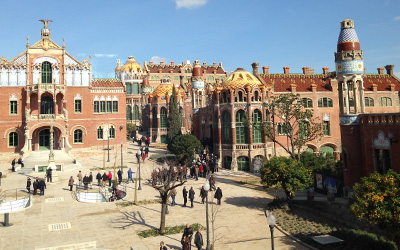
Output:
left=138, top=153, right=142, bottom=190
left=107, top=133, right=110, bottom=162
left=266, top=211, right=276, bottom=250
left=120, top=140, right=123, bottom=173
left=203, top=182, right=211, bottom=250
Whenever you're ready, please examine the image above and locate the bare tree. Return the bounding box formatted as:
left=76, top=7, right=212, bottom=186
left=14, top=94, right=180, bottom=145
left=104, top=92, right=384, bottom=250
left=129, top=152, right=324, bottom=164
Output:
left=210, top=194, right=223, bottom=249
left=148, top=161, right=186, bottom=233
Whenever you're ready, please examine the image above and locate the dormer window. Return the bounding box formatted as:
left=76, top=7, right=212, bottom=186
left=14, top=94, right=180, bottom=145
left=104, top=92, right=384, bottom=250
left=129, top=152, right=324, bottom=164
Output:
left=41, top=61, right=52, bottom=84
left=238, top=91, right=243, bottom=102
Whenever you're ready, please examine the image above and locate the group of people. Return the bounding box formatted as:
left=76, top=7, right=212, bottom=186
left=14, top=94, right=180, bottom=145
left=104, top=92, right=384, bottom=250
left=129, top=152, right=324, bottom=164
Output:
left=11, top=157, right=24, bottom=172
left=136, top=146, right=149, bottom=163
left=170, top=182, right=223, bottom=209
left=136, top=135, right=150, bottom=148
left=26, top=177, right=46, bottom=195
left=159, top=224, right=204, bottom=250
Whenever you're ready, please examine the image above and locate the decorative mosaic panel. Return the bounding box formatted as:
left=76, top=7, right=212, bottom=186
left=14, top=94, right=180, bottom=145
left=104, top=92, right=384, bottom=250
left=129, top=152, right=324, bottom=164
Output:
left=338, top=28, right=359, bottom=43
left=14, top=54, right=27, bottom=64
left=1, top=68, right=8, bottom=86
left=65, top=54, right=78, bottom=65
left=74, top=70, right=81, bottom=86
left=53, top=69, right=60, bottom=84
left=33, top=69, right=40, bottom=84
left=34, top=56, right=59, bottom=65
left=66, top=70, right=73, bottom=86
left=82, top=69, right=89, bottom=86
left=18, top=69, right=26, bottom=86
left=9, top=68, right=17, bottom=86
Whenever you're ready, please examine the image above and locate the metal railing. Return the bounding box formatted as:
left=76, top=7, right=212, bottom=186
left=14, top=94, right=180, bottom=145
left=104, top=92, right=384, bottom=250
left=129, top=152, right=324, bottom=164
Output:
left=0, top=188, right=31, bottom=212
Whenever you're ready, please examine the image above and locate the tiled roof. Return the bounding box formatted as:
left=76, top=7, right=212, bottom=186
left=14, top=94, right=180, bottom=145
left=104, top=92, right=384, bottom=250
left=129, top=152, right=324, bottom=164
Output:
left=223, top=68, right=262, bottom=89
left=146, top=64, right=225, bottom=74
left=260, top=73, right=334, bottom=92
left=363, top=74, right=400, bottom=91
left=91, top=79, right=124, bottom=88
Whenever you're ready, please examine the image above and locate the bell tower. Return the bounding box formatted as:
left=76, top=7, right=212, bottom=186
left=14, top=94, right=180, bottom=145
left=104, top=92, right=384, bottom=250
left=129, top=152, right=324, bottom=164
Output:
left=335, top=19, right=365, bottom=120
left=191, top=60, right=205, bottom=110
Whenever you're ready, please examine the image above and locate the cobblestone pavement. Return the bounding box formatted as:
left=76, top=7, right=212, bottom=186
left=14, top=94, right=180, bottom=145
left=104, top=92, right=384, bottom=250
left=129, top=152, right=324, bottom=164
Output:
left=0, top=141, right=309, bottom=250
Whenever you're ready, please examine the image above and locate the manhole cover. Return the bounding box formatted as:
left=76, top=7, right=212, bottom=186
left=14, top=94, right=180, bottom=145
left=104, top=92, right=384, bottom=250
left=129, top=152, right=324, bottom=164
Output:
left=45, top=197, right=64, bottom=203
left=48, top=222, right=71, bottom=231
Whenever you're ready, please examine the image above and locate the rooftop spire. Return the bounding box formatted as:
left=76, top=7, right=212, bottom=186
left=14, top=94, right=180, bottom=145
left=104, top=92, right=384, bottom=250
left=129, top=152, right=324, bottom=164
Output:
left=39, top=19, right=52, bottom=39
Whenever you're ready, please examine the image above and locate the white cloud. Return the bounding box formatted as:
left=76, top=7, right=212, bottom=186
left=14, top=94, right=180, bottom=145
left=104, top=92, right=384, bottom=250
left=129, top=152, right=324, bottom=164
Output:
left=174, top=0, right=208, bottom=9
left=94, top=54, right=118, bottom=58
left=150, top=56, right=170, bottom=64
left=393, top=16, right=400, bottom=21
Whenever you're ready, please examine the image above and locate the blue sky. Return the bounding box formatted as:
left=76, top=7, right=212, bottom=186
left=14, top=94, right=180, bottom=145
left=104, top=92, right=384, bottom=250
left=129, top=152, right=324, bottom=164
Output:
left=0, top=0, right=399, bottom=78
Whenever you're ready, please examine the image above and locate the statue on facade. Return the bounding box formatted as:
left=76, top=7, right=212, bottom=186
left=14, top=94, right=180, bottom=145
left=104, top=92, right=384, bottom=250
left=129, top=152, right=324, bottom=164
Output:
left=39, top=19, right=52, bottom=29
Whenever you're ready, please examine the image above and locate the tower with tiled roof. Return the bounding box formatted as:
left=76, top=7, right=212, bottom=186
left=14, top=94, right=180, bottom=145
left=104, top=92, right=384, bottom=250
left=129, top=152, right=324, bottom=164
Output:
left=335, top=19, right=365, bottom=120
left=191, top=60, right=205, bottom=110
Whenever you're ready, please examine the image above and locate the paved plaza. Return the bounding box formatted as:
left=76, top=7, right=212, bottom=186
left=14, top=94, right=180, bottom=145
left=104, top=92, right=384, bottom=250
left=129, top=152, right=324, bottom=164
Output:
left=0, top=141, right=309, bottom=250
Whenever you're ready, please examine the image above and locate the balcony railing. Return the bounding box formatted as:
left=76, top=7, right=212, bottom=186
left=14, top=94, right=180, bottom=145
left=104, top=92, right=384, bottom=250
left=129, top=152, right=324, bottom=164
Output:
left=236, top=145, right=249, bottom=150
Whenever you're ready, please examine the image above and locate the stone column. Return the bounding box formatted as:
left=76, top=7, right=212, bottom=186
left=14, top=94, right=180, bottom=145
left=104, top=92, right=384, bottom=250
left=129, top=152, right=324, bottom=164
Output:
left=353, top=77, right=359, bottom=113
left=344, top=78, right=350, bottom=115
left=338, top=80, right=344, bottom=115
left=359, top=79, right=365, bottom=113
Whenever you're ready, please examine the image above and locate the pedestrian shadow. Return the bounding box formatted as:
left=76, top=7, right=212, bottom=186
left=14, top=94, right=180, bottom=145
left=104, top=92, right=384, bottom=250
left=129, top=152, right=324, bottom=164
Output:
left=111, top=211, right=155, bottom=230
left=224, top=196, right=272, bottom=210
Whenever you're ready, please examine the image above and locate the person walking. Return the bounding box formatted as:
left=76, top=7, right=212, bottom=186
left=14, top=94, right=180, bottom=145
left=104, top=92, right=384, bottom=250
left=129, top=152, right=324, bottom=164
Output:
left=46, top=167, right=52, bottom=182
left=33, top=177, right=39, bottom=195
left=11, top=158, right=16, bottom=172
left=194, top=228, right=204, bottom=250
left=141, top=151, right=146, bottom=163
left=159, top=241, right=167, bottom=250
left=77, top=171, right=83, bottom=186
left=83, top=174, right=89, bottom=190
left=26, top=177, right=31, bottom=193
left=126, top=168, right=135, bottom=183
left=102, top=172, right=108, bottom=187
left=189, top=187, right=195, bottom=208
left=136, top=148, right=141, bottom=164
left=145, top=146, right=149, bottom=158
left=18, top=156, right=24, bottom=168
left=39, top=178, right=46, bottom=196
left=182, top=186, right=188, bottom=207
left=96, top=172, right=102, bottom=186
left=117, top=169, right=122, bottom=184
left=183, top=224, right=194, bottom=245
left=195, top=166, right=199, bottom=181
left=68, top=176, right=74, bottom=191
left=209, top=175, right=216, bottom=191
left=108, top=171, right=112, bottom=187
left=214, top=187, right=223, bottom=205
left=88, top=172, right=93, bottom=188
left=200, top=186, right=206, bottom=204
left=171, top=188, right=177, bottom=206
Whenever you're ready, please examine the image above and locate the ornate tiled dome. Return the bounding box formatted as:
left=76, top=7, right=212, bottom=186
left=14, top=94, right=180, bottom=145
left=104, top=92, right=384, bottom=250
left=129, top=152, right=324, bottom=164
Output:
left=337, top=19, right=360, bottom=52
left=152, top=79, right=184, bottom=97
left=118, top=56, right=142, bottom=72
left=223, top=68, right=262, bottom=89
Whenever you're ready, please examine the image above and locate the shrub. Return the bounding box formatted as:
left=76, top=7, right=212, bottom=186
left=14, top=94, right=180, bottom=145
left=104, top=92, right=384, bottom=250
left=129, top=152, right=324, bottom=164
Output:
left=332, top=229, right=397, bottom=250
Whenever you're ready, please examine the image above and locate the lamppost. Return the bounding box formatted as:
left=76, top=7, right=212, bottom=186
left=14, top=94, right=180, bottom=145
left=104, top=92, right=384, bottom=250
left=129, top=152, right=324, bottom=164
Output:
left=203, top=182, right=211, bottom=250
left=138, top=153, right=142, bottom=190
left=120, top=140, right=123, bottom=173
left=107, top=134, right=110, bottom=162
left=266, top=211, right=276, bottom=250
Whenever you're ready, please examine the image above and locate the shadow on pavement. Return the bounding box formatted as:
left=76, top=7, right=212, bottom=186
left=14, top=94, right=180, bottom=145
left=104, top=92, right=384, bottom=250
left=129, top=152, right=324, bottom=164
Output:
left=112, top=211, right=156, bottom=230
left=224, top=196, right=272, bottom=210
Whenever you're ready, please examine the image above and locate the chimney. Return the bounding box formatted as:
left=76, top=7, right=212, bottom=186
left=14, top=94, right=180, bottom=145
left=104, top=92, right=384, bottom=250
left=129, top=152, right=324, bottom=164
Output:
left=377, top=67, right=384, bottom=75
left=149, top=61, right=153, bottom=65
left=251, top=62, right=259, bottom=75
left=160, top=61, right=164, bottom=66
left=311, top=84, right=317, bottom=93
left=262, top=66, right=269, bottom=75
left=302, top=67, right=309, bottom=75
left=171, top=61, right=175, bottom=66
left=385, top=65, right=394, bottom=76
left=182, top=61, right=186, bottom=66
left=322, top=67, right=329, bottom=75
left=290, top=84, right=296, bottom=93
left=213, top=62, right=217, bottom=67
left=283, top=66, right=290, bottom=75
left=203, top=62, right=207, bottom=66
left=219, top=62, right=223, bottom=67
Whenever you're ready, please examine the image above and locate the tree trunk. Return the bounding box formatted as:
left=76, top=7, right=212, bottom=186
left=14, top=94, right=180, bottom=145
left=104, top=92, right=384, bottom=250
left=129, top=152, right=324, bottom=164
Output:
left=160, top=194, right=168, bottom=234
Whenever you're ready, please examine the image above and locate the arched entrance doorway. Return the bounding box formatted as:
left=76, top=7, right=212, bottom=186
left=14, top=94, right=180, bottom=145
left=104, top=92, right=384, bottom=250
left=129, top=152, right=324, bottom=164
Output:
left=33, top=126, right=61, bottom=151
left=237, top=156, right=250, bottom=171
left=39, top=129, right=51, bottom=150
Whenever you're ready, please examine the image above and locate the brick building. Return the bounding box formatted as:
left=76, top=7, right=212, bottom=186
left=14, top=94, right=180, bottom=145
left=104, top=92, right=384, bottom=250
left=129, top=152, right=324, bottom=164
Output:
left=0, top=21, right=126, bottom=154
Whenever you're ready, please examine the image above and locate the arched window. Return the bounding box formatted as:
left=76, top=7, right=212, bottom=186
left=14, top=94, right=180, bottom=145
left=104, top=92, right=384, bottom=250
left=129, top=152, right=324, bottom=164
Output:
left=109, top=126, right=115, bottom=139
left=41, top=61, right=52, bottom=83
left=299, top=121, right=310, bottom=139
left=74, top=129, right=83, bottom=143
left=41, top=96, right=54, bottom=114
left=97, top=127, right=103, bottom=139
left=221, top=111, right=232, bottom=144
left=300, top=98, right=313, bottom=108
left=236, top=110, right=248, bottom=144
left=160, top=107, right=167, bottom=128
left=126, top=83, right=132, bottom=94
left=364, top=97, right=374, bottom=107
left=9, top=132, right=18, bottom=147
left=252, top=109, right=262, bottom=143
left=223, top=156, right=232, bottom=169
left=238, top=91, right=243, bottom=102
left=237, top=156, right=250, bottom=171
left=379, top=97, right=392, bottom=107
left=254, top=91, right=260, bottom=102
left=133, top=105, right=139, bottom=120
left=317, top=97, right=333, bottom=108
left=152, top=107, right=158, bottom=128
left=319, top=145, right=334, bottom=157
left=126, top=105, right=132, bottom=121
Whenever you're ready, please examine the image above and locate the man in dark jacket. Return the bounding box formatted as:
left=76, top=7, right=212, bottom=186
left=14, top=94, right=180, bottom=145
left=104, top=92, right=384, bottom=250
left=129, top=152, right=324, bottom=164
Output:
left=182, top=186, right=188, bottom=207
left=214, top=187, right=223, bottom=205
left=194, top=228, right=204, bottom=250
left=96, top=172, right=102, bottom=186
left=117, top=169, right=122, bottom=184
left=102, top=172, right=108, bottom=187
left=33, top=177, right=39, bottom=195
left=39, top=178, right=46, bottom=196
left=189, top=187, right=195, bottom=208
left=183, top=224, right=194, bottom=245
left=46, top=167, right=52, bottom=182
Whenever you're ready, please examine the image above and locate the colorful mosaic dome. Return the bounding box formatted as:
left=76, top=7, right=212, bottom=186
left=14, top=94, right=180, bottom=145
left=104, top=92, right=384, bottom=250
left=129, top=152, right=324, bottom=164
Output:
left=152, top=79, right=184, bottom=97
left=223, top=68, right=262, bottom=89
left=337, top=19, right=360, bottom=52
left=118, top=56, right=142, bottom=72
